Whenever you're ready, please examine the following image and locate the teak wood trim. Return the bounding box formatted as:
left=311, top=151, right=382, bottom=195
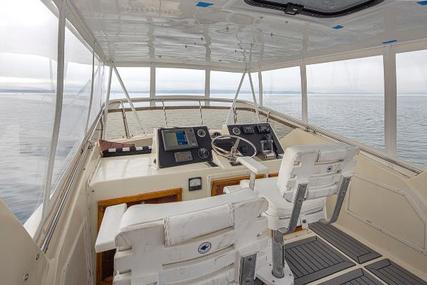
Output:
left=210, top=172, right=278, bottom=196
left=96, top=188, right=182, bottom=285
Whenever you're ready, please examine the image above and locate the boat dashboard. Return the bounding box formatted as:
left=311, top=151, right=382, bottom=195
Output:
left=90, top=123, right=285, bottom=201
left=155, top=122, right=283, bottom=169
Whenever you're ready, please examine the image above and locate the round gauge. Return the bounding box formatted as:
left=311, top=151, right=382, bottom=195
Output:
left=231, top=127, right=241, bottom=136
left=198, top=148, right=210, bottom=159
left=197, top=128, right=207, bottom=138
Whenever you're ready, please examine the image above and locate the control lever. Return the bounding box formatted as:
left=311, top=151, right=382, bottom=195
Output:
left=229, top=137, right=241, bottom=163
left=260, top=134, right=276, bottom=160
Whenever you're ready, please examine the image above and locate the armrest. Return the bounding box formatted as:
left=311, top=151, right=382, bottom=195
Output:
left=236, top=157, right=268, bottom=175
left=95, top=203, right=127, bottom=253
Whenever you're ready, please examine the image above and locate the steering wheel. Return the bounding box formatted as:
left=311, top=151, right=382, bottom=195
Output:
left=211, top=135, right=257, bottom=162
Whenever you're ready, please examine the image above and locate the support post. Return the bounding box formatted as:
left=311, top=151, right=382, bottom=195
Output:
left=322, top=176, right=351, bottom=224
left=161, top=100, right=168, bottom=127
left=383, top=46, right=397, bottom=156
left=102, top=66, right=113, bottom=139
left=271, top=183, right=306, bottom=280
left=85, top=50, right=96, bottom=134
left=258, top=71, right=263, bottom=107
left=248, top=72, right=261, bottom=122
left=120, top=102, right=131, bottom=139
left=300, top=65, right=308, bottom=122
left=42, top=0, right=66, bottom=219
left=225, top=71, right=246, bottom=124
left=286, top=184, right=307, bottom=234
left=239, top=254, right=257, bottom=285
left=271, top=228, right=286, bottom=279
left=150, top=66, right=156, bottom=107
left=205, top=68, right=210, bottom=107
left=113, top=65, right=145, bottom=134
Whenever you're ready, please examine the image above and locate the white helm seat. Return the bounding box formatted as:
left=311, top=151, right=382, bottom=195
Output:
left=227, top=143, right=358, bottom=232
left=96, top=189, right=271, bottom=285
left=239, top=177, right=326, bottom=229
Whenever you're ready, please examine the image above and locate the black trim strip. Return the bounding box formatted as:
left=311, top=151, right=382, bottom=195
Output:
left=244, top=0, right=384, bottom=18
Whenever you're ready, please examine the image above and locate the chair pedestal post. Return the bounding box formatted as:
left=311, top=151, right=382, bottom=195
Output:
left=271, top=228, right=286, bottom=278
left=286, top=183, right=308, bottom=234
left=271, top=183, right=308, bottom=279
left=322, top=176, right=351, bottom=224
left=239, top=254, right=257, bottom=285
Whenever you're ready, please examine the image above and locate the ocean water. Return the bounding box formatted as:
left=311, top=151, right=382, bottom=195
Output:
left=1, top=93, right=426, bottom=223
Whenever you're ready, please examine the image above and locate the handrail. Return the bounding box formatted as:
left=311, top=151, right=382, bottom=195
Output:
left=106, top=96, right=422, bottom=175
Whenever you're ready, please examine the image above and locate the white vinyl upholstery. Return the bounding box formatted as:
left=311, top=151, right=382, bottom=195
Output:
left=276, top=144, right=357, bottom=203
left=239, top=178, right=326, bottom=229
left=227, top=144, right=358, bottom=230
left=95, top=203, right=127, bottom=253
left=109, top=189, right=269, bottom=285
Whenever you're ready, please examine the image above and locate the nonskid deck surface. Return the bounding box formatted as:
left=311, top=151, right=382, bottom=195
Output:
left=285, top=236, right=355, bottom=284
left=365, top=259, right=427, bottom=285
left=309, top=222, right=381, bottom=264
left=256, top=223, right=427, bottom=285
left=318, top=269, right=382, bottom=285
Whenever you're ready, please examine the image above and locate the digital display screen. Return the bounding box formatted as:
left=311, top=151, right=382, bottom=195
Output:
left=176, top=131, right=188, bottom=145
left=164, top=131, right=188, bottom=148
left=162, top=128, right=198, bottom=151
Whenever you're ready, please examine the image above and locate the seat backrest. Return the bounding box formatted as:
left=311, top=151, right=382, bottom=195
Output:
left=276, top=144, right=358, bottom=203
left=113, top=190, right=269, bottom=285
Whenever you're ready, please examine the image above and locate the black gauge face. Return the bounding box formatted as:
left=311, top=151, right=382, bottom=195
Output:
left=232, top=127, right=241, bottom=136
left=197, top=128, right=207, bottom=138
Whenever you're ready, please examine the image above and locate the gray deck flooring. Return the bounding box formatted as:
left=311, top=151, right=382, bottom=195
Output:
left=309, top=222, right=381, bottom=264
left=365, top=259, right=427, bottom=285
left=255, top=224, right=426, bottom=285
left=318, top=269, right=383, bottom=285
left=285, top=236, right=355, bottom=285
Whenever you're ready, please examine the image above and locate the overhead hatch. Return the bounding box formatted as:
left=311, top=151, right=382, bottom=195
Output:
left=244, top=0, right=384, bottom=17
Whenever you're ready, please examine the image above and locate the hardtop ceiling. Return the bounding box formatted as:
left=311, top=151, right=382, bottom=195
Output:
left=72, top=0, right=427, bottom=71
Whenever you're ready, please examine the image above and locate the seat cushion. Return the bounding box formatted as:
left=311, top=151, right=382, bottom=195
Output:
left=240, top=178, right=325, bottom=218
left=120, top=189, right=262, bottom=231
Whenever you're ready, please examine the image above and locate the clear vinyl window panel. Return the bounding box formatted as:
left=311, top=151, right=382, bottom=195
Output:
left=262, top=67, right=301, bottom=119
left=396, top=50, right=427, bottom=168
left=156, top=68, right=204, bottom=96
left=307, top=56, right=384, bottom=149
left=0, top=0, right=58, bottom=224
left=210, top=71, right=259, bottom=101
left=110, top=67, right=150, bottom=100
left=88, top=57, right=105, bottom=127
left=50, top=22, right=93, bottom=193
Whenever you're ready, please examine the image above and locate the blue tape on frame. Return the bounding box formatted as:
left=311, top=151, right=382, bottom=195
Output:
left=196, top=1, right=214, bottom=7
left=417, top=1, right=427, bottom=6
left=382, top=39, right=398, bottom=45
left=332, top=25, right=344, bottom=30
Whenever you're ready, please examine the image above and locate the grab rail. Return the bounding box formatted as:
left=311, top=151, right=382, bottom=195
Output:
left=107, top=96, right=422, bottom=175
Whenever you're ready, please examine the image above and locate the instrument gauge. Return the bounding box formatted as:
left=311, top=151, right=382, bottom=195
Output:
left=231, top=127, right=241, bottom=136
left=197, top=128, right=207, bottom=138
